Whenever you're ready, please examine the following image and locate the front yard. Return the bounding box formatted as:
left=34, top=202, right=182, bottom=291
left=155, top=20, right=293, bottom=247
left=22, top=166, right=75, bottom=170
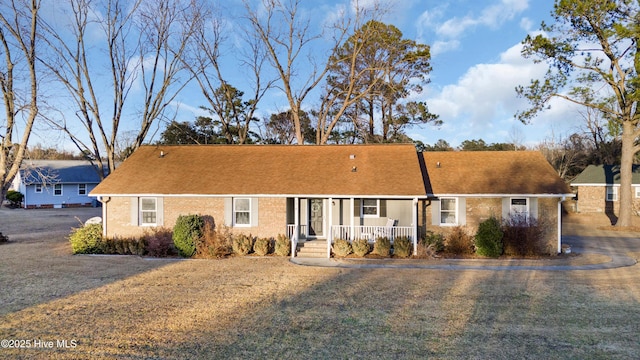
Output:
left=0, top=208, right=639, bottom=359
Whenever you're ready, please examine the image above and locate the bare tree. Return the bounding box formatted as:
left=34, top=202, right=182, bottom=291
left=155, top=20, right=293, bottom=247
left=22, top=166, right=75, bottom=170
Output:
left=39, top=0, right=198, bottom=178
left=0, top=0, right=40, bottom=203
left=187, top=4, right=274, bottom=144
left=244, top=0, right=371, bottom=144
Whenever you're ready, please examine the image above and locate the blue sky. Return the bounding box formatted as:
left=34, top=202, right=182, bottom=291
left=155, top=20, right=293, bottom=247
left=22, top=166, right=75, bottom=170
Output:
left=168, top=0, right=581, bottom=148
left=29, top=0, right=584, bottom=151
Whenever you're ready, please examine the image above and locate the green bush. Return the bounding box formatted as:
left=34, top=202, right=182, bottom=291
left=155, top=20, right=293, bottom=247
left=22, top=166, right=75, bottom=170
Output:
left=100, top=236, right=146, bottom=255
left=332, top=238, right=352, bottom=257
left=475, top=217, right=503, bottom=258
left=0, top=232, right=8, bottom=243
left=232, top=234, right=254, bottom=256
left=421, top=231, right=445, bottom=252
left=254, top=237, right=271, bottom=256
left=351, top=238, right=370, bottom=257
left=69, top=223, right=103, bottom=254
left=372, top=236, right=391, bottom=257
left=274, top=234, right=291, bottom=256
left=6, top=190, right=23, bottom=207
left=445, top=226, right=474, bottom=255
left=393, top=236, right=412, bottom=258
left=173, top=214, right=204, bottom=257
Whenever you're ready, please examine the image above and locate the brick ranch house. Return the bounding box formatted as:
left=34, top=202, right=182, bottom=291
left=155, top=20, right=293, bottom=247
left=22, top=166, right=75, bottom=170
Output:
left=570, top=164, right=640, bottom=216
left=90, top=145, right=572, bottom=257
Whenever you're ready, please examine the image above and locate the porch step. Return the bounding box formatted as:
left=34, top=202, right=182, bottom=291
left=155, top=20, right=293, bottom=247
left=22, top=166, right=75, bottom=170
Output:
left=296, top=240, right=328, bottom=258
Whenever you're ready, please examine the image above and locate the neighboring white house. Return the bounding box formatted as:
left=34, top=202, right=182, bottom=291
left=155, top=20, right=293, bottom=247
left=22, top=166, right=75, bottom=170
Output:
left=11, top=160, right=103, bottom=208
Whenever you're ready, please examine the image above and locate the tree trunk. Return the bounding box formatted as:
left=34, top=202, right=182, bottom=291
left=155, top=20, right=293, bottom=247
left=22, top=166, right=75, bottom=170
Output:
left=617, top=120, right=635, bottom=227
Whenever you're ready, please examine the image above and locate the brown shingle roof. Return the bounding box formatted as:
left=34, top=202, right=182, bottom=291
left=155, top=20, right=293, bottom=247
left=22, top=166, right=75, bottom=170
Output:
left=91, top=144, right=427, bottom=197
left=421, top=151, right=571, bottom=195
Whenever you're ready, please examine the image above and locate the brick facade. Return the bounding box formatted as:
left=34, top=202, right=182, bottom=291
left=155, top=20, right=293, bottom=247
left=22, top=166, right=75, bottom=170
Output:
left=426, top=197, right=561, bottom=253
left=103, top=196, right=288, bottom=239
left=575, top=185, right=640, bottom=215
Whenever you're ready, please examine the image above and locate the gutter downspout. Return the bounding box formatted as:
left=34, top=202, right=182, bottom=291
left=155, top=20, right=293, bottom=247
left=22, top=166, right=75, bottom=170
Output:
left=97, top=196, right=110, bottom=238
left=557, top=195, right=565, bottom=254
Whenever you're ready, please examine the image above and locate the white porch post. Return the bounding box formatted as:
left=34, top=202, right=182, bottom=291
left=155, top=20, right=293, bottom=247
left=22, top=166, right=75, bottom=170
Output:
left=412, top=197, right=418, bottom=256
left=557, top=197, right=563, bottom=254
left=327, top=197, right=333, bottom=258
left=292, top=197, right=299, bottom=258
left=350, top=197, right=355, bottom=240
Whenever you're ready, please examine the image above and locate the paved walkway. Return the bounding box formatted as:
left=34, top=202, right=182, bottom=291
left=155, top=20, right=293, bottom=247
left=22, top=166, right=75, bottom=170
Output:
left=291, top=234, right=639, bottom=271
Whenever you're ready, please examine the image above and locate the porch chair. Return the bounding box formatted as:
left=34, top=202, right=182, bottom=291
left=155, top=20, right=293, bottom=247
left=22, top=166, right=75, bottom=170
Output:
left=374, top=218, right=396, bottom=242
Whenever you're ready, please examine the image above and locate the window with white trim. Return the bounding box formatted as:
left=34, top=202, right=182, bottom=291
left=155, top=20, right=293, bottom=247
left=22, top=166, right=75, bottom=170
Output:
left=635, top=186, right=640, bottom=199
left=54, top=184, right=62, bottom=196
left=510, top=198, right=529, bottom=220
left=140, top=198, right=157, bottom=225
left=440, top=198, right=457, bottom=225
left=234, top=198, right=251, bottom=226
left=362, top=199, right=379, bottom=217
left=78, top=184, right=87, bottom=195
left=606, top=186, right=618, bottom=201
left=35, top=184, right=42, bottom=193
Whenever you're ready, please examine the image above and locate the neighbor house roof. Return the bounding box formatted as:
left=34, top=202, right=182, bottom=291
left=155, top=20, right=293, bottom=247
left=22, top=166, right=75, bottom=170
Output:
left=90, top=144, right=427, bottom=197
left=571, top=164, right=640, bottom=186
left=421, top=151, right=571, bottom=196
left=20, top=160, right=102, bottom=185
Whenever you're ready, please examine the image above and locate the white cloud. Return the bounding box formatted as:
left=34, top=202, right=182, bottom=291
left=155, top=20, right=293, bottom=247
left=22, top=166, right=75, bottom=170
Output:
left=417, top=41, right=581, bottom=146
left=519, top=17, right=534, bottom=31
left=431, top=40, right=460, bottom=56
left=436, top=0, right=529, bottom=38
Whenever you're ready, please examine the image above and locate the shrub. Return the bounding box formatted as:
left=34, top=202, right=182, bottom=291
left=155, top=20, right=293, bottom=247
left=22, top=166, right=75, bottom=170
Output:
left=351, top=238, right=370, bottom=257
left=196, top=221, right=232, bottom=258
left=502, top=217, right=548, bottom=256
left=421, top=231, right=445, bottom=253
left=445, top=226, right=474, bottom=255
left=474, top=217, right=503, bottom=258
left=99, top=237, right=144, bottom=255
left=274, top=234, right=291, bottom=256
left=232, top=234, right=254, bottom=256
left=393, top=236, right=412, bottom=258
left=6, top=190, right=23, bottom=207
left=173, top=214, right=204, bottom=257
left=69, top=223, right=103, bottom=254
left=143, top=227, right=175, bottom=257
left=0, top=232, right=8, bottom=243
left=254, top=237, right=271, bottom=256
left=372, top=236, right=391, bottom=257
left=332, top=238, right=352, bottom=257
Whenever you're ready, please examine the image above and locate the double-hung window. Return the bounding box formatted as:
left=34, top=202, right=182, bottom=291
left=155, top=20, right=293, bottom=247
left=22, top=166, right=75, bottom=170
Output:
left=140, top=198, right=157, bottom=225
left=510, top=198, right=529, bottom=220
left=78, top=184, right=87, bottom=195
left=35, top=184, right=42, bottom=193
left=440, top=198, right=457, bottom=225
left=362, top=199, right=380, bottom=217
left=234, top=198, right=251, bottom=226
left=54, top=184, right=62, bottom=196
left=606, top=186, right=618, bottom=201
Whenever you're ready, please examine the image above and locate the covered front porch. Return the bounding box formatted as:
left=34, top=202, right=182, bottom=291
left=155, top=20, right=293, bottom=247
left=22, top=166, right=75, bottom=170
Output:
left=285, top=197, right=422, bottom=258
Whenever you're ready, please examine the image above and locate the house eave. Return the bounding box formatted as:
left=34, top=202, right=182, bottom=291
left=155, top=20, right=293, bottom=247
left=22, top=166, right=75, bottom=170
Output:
left=89, top=193, right=429, bottom=199
left=427, top=193, right=575, bottom=198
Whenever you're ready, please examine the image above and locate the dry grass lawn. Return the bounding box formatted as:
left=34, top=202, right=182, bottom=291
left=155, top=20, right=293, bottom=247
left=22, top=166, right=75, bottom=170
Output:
left=0, top=209, right=639, bottom=359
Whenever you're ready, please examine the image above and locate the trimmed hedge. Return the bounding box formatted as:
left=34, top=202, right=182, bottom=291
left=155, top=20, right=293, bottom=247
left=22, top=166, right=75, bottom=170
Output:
left=475, top=217, right=503, bottom=258
left=69, top=223, right=103, bottom=254
left=173, top=214, right=204, bottom=257
left=332, top=238, right=352, bottom=257
left=393, top=236, right=412, bottom=258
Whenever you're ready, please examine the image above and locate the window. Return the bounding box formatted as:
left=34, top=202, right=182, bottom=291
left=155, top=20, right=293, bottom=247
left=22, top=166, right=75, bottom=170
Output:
left=140, top=198, right=157, bottom=225
left=362, top=199, right=379, bottom=217
left=440, top=198, right=457, bottom=225
left=78, top=184, right=87, bottom=195
left=54, top=184, right=62, bottom=196
left=35, top=184, right=42, bottom=193
left=234, top=198, right=251, bottom=226
left=510, top=198, right=529, bottom=220
left=606, top=186, right=618, bottom=201
left=635, top=186, right=640, bottom=199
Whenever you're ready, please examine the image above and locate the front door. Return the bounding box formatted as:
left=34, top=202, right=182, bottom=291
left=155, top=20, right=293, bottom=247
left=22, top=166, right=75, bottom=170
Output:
left=309, top=198, right=324, bottom=237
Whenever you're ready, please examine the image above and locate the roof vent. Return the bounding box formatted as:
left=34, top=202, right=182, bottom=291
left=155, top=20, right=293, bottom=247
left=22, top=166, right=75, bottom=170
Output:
left=352, top=166, right=357, bottom=172
left=350, top=154, right=356, bottom=159
left=436, top=161, right=441, bottom=168
left=160, top=151, right=165, bottom=158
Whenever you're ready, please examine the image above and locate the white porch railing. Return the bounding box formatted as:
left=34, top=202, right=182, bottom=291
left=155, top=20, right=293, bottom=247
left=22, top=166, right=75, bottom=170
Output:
left=331, top=225, right=413, bottom=243
left=286, top=224, right=307, bottom=239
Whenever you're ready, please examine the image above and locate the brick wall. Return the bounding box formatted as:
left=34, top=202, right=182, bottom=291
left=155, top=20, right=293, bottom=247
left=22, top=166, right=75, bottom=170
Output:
left=425, top=197, right=561, bottom=253
left=103, top=196, right=287, bottom=239
left=575, top=186, right=640, bottom=215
